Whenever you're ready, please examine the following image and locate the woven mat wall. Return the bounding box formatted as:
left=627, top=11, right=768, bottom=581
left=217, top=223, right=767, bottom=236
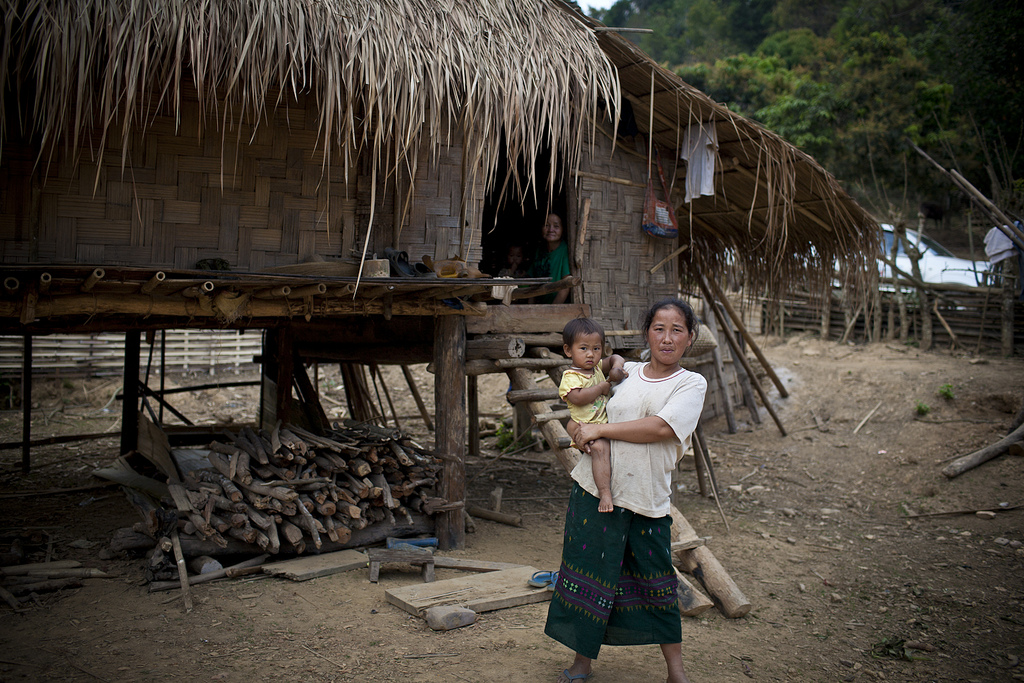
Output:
left=577, top=130, right=680, bottom=344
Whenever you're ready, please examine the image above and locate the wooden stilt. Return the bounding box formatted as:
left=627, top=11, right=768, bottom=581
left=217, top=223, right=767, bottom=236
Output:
left=703, top=275, right=788, bottom=399
left=698, top=277, right=787, bottom=437
left=468, top=375, right=479, bottom=457
left=433, top=315, right=466, bottom=550
left=21, top=333, right=31, bottom=473
left=121, top=330, right=141, bottom=455
left=401, top=365, right=434, bottom=431
left=701, top=302, right=736, bottom=433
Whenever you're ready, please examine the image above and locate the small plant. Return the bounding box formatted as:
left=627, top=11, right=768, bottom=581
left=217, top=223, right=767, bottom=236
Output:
left=937, top=383, right=955, bottom=400
left=495, top=421, right=515, bottom=450
left=915, top=400, right=930, bottom=416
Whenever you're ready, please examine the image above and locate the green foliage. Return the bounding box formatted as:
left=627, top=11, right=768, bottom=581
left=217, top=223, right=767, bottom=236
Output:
left=595, top=0, right=1022, bottom=213
left=915, top=400, right=930, bottom=416
left=937, top=383, right=954, bottom=400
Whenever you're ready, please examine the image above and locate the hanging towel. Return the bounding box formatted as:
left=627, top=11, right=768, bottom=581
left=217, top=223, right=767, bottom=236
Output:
left=679, top=122, right=718, bottom=203
left=984, top=226, right=1016, bottom=264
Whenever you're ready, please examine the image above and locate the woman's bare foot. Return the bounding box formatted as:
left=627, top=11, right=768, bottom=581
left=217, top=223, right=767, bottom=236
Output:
left=557, top=653, right=593, bottom=682
left=597, top=492, right=614, bottom=513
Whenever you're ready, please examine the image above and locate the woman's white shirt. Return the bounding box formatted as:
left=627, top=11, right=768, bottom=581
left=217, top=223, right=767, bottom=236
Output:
left=569, top=361, right=707, bottom=518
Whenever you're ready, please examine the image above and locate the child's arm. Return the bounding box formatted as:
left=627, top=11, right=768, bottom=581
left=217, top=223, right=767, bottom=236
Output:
left=564, top=380, right=612, bottom=407
left=601, top=354, right=627, bottom=384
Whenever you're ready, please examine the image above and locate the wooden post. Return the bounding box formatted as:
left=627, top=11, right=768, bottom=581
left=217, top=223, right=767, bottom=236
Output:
left=698, top=278, right=787, bottom=437
left=276, top=328, right=294, bottom=426
left=701, top=302, right=736, bottom=433
left=259, top=329, right=277, bottom=430
left=468, top=375, right=479, bottom=457
left=1001, top=258, right=1017, bottom=356
left=21, top=334, right=31, bottom=473
left=434, top=315, right=466, bottom=550
left=121, top=330, right=141, bottom=455
left=703, top=274, right=788, bottom=398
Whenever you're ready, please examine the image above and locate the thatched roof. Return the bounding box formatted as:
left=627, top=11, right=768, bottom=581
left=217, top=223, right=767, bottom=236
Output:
left=0, top=0, right=618, bottom=194
left=0, top=0, right=875, bottom=292
left=586, top=21, right=877, bottom=294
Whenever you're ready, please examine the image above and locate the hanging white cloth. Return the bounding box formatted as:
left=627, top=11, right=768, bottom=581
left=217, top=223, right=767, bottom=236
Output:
left=679, top=122, right=719, bottom=203
left=984, top=226, right=1016, bottom=264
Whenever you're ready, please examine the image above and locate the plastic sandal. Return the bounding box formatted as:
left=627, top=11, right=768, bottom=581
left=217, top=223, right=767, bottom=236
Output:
left=528, top=570, right=557, bottom=588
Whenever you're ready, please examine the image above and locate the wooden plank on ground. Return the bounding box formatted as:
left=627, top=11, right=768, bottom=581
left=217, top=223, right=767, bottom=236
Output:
left=431, top=557, right=528, bottom=573
left=261, top=549, right=368, bottom=581
left=385, top=565, right=550, bottom=616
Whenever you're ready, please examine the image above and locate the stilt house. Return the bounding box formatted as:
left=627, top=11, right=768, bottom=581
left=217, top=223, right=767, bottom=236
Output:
left=0, top=0, right=875, bottom=548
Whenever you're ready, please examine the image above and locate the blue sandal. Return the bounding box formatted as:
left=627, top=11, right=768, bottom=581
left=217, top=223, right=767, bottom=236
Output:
left=528, top=570, right=558, bottom=589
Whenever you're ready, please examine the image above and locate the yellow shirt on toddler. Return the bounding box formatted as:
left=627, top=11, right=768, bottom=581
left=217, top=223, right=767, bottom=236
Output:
left=558, top=366, right=609, bottom=425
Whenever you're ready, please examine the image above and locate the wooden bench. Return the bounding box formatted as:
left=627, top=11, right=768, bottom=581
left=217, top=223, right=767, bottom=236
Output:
left=367, top=546, right=435, bottom=583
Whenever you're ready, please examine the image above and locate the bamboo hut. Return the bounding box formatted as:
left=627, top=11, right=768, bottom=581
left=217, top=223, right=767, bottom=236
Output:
left=0, top=0, right=876, bottom=548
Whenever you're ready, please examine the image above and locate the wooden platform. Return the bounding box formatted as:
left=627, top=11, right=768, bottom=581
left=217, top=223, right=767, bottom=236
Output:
left=384, top=565, right=550, bottom=616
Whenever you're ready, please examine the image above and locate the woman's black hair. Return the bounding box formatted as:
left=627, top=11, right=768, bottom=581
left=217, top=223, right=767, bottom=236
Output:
left=641, top=298, right=698, bottom=339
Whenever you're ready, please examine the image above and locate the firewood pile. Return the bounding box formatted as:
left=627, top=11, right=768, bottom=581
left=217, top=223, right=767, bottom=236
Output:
left=130, top=420, right=443, bottom=581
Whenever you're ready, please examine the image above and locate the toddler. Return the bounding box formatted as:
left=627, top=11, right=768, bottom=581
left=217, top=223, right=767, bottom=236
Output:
left=559, top=318, right=626, bottom=512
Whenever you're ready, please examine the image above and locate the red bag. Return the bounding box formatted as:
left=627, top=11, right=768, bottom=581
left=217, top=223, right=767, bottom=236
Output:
left=642, top=147, right=678, bottom=240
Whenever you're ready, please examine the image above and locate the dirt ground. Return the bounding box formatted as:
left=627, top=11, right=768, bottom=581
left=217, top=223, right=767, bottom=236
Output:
left=1, top=334, right=1023, bottom=683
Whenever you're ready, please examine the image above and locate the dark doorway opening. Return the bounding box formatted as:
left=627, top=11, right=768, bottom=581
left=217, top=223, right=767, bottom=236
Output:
left=480, top=144, right=567, bottom=282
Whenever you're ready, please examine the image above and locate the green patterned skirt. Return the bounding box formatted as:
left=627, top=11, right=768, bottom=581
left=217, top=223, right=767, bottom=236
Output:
left=544, top=483, right=681, bottom=660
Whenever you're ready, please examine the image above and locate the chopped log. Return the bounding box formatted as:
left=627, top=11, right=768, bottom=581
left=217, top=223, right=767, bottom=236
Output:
left=169, top=530, right=193, bottom=612
left=505, top=387, right=561, bottom=403
left=670, top=508, right=750, bottom=618
left=675, top=568, right=715, bottom=617
left=148, top=554, right=270, bottom=592
left=0, top=560, right=82, bottom=576
left=279, top=520, right=305, bottom=547
left=466, top=336, right=526, bottom=360
left=23, top=568, right=112, bottom=579
left=942, top=421, right=1024, bottom=478
left=348, top=458, right=372, bottom=477
left=7, top=578, right=83, bottom=595
left=466, top=505, right=522, bottom=527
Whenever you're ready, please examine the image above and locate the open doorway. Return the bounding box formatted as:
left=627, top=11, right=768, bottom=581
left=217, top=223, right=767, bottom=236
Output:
left=480, top=144, right=568, bottom=293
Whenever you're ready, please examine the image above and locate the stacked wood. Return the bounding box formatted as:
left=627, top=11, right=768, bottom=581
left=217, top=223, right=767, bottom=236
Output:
left=140, top=422, right=442, bottom=572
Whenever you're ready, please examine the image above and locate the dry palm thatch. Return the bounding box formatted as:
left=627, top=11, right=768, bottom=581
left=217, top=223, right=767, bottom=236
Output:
left=591, top=25, right=877, bottom=299
left=0, top=0, right=618, bottom=208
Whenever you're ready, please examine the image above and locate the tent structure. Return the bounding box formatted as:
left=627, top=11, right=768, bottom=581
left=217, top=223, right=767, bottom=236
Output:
left=0, top=0, right=876, bottom=548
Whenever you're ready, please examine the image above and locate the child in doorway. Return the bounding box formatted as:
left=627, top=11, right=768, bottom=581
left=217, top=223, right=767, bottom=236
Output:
left=497, top=244, right=528, bottom=278
left=559, top=318, right=626, bottom=512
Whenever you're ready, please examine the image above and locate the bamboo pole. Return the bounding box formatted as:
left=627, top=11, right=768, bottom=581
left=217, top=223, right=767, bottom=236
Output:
left=698, top=276, right=787, bottom=437
left=703, top=274, right=789, bottom=399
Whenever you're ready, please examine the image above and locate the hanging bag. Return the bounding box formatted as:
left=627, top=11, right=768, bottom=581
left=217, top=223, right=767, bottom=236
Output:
left=642, top=146, right=679, bottom=240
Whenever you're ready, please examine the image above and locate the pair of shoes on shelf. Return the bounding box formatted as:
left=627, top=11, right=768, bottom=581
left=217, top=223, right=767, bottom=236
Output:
left=528, top=570, right=558, bottom=591
left=385, top=247, right=435, bottom=278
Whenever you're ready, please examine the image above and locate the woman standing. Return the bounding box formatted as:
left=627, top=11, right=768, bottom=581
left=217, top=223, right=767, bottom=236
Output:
left=544, top=298, right=707, bottom=683
left=529, top=213, right=571, bottom=304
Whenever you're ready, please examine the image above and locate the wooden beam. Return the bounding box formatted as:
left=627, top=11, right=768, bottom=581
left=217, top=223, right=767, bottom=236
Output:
left=21, top=334, right=31, bottom=473
left=120, top=330, right=140, bottom=456
left=465, top=303, right=590, bottom=335
left=433, top=315, right=466, bottom=550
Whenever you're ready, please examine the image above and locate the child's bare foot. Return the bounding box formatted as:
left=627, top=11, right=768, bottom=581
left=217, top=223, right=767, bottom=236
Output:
left=598, top=493, right=614, bottom=512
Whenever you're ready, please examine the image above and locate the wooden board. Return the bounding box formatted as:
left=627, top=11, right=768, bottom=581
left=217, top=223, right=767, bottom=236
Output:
left=261, top=549, right=368, bottom=581
left=466, top=304, right=590, bottom=334
left=431, top=557, right=528, bottom=573
left=385, top=565, right=550, bottom=616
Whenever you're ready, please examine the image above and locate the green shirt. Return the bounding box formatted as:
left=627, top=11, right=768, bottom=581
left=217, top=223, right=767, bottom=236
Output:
left=529, top=241, right=571, bottom=304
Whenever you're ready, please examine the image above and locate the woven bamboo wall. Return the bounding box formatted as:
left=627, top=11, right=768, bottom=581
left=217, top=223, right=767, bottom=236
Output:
left=577, top=130, right=680, bottom=343
left=0, top=94, right=482, bottom=270
left=0, top=330, right=262, bottom=377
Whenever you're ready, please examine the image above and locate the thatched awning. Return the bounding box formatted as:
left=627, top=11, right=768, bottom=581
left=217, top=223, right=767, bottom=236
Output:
left=589, top=21, right=877, bottom=293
